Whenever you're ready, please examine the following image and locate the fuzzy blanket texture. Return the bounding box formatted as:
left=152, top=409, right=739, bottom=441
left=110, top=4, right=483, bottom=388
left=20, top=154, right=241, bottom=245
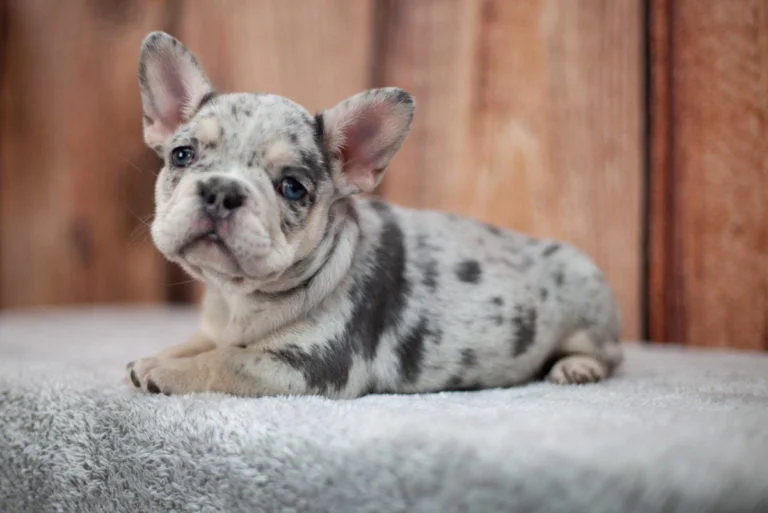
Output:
left=1, top=307, right=767, bottom=513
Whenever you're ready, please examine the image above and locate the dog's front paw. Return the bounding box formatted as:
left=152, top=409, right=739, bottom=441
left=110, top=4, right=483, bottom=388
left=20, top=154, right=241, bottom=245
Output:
left=127, top=357, right=205, bottom=395
left=127, top=357, right=164, bottom=394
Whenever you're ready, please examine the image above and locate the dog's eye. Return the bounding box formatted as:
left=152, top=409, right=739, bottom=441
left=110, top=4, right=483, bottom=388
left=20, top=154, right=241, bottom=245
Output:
left=279, top=177, right=307, bottom=201
left=170, top=146, right=196, bottom=168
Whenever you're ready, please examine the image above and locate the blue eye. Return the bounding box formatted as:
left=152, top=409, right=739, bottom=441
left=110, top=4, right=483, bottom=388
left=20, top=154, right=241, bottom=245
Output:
left=170, top=146, right=196, bottom=168
left=279, top=177, right=307, bottom=201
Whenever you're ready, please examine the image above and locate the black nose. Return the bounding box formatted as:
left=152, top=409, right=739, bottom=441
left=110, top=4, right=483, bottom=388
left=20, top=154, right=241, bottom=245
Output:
left=198, top=178, right=245, bottom=220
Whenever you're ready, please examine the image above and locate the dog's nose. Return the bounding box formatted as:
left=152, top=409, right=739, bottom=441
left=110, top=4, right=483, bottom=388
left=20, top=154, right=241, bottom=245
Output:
left=198, top=178, right=245, bottom=220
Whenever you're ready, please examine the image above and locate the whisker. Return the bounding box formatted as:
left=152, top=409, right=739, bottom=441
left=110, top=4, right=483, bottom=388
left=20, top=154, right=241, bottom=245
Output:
left=121, top=156, right=155, bottom=176
left=167, top=278, right=198, bottom=287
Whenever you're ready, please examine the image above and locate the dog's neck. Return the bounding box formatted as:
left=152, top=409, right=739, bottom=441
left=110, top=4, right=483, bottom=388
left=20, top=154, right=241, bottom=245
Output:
left=198, top=200, right=362, bottom=346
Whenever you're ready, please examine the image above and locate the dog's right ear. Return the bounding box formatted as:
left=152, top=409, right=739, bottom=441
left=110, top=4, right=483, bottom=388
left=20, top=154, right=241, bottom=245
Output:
left=138, top=32, right=214, bottom=152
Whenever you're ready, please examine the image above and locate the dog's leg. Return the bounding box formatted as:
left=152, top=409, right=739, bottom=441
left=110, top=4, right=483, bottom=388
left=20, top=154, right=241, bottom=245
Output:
left=546, top=330, right=623, bottom=385
left=126, top=332, right=216, bottom=387
left=154, top=332, right=217, bottom=359
left=129, top=347, right=314, bottom=397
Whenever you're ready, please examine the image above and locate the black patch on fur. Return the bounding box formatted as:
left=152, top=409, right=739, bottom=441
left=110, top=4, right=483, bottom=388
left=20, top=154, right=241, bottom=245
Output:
left=511, top=305, right=537, bottom=357
left=203, top=140, right=218, bottom=150
left=460, top=348, right=477, bottom=367
left=235, top=343, right=247, bottom=349
left=270, top=342, right=353, bottom=393
left=247, top=151, right=257, bottom=167
left=244, top=109, right=252, bottom=117
left=540, top=287, right=549, bottom=301
left=146, top=379, right=160, bottom=394
left=397, top=317, right=428, bottom=383
left=456, top=260, right=482, bottom=283
left=313, top=113, right=332, bottom=175
left=485, top=224, right=502, bottom=236
left=194, top=92, right=216, bottom=114
left=491, top=296, right=504, bottom=306
left=289, top=132, right=298, bottom=144
left=542, top=243, right=561, bottom=257
left=333, top=201, right=410, bottom=361
left=392, top=89, right=414, bottom=106
left=300, top=150, right=325, bottom=182
left=130, top=370, right=140, bottom=388
left=230, top=104, right=238, bottom=119
left=554, top=270, right=565, bottom=287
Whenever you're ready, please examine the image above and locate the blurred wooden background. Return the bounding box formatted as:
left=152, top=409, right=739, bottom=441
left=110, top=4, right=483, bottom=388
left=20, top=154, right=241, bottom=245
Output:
left=0, top=0, right=765, bottom=350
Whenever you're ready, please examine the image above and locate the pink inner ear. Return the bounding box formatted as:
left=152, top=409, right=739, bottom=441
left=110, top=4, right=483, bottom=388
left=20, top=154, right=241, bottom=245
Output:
left=339, top=104, right=386, bottom=166
left=339, top=103, right=406, bottom=190
left=152, top=60, right=190, bottom=129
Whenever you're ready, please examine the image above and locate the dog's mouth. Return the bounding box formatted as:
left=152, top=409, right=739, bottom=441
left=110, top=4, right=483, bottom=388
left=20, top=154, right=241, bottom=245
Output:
left=181, top=230, right=229, bottom=253
left=178, top=230, right=246, bottom=276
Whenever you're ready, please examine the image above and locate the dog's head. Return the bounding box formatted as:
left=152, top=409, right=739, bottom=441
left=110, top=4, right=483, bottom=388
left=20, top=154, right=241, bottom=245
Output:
left=138, top=32, right=414, bottom=292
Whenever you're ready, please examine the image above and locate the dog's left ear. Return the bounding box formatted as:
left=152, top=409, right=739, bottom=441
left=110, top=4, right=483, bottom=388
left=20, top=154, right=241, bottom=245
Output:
left=138, top=31, right=214, bottom=151
left=320, top=88, right=414, bottom=195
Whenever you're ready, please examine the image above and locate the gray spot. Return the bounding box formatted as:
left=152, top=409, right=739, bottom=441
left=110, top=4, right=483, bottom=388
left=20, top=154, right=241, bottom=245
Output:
left=485, top=224, right=502, bottom=236
left=491, top=296, right=504, bottom=306
left=511, top=305, right=537, bottom=357
left=445, top=375, right=464, bottom=389
left=270, top=342, right=352, bottom=394
left=554, top=270, right=565, bottom=287
left=540, top=287, right=549, bottom=301
left=421, top=259, right=439, bottom=291
left=456, top=260, right=482, bottom=283
left=397, top=317, right=428, bottom=383
left=460, top=348, right=477, bottom=367
left=332, top=201, right=410, bottom=361
left=542, top=243, right=561, bottom=257
left=445, top=376, right=483, bottom=392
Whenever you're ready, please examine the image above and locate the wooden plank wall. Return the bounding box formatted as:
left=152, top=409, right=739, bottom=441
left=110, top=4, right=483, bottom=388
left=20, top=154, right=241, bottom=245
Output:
left=649, top=0, right=768, bottom=350
left=8, top=0, right=764, bottom=349
left=1, top=0, right=169, bottom=306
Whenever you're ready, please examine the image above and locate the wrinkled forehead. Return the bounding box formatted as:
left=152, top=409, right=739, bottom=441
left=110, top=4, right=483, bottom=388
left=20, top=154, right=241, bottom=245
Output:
left=170, top=93, right=323, bottom=171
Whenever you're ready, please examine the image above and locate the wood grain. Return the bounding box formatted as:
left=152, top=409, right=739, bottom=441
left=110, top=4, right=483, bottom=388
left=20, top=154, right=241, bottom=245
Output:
left=650, top=0, right=768, bottom=349
left=178, top=0, right=375, bottom=112
left=378, top=0, right=644, bottom=339
left=648, top=0, right=676, bottom=344
left=0, top=0, right=169, bottom=308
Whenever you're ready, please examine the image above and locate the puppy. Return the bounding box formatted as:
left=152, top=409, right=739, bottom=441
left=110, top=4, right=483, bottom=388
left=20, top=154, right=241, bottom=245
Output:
left=127, top=32, right=623, bottom=397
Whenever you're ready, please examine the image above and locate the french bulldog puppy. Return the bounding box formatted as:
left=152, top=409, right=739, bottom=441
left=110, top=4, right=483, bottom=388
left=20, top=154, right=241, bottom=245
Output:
left=127, top=32, right=623, bottom=397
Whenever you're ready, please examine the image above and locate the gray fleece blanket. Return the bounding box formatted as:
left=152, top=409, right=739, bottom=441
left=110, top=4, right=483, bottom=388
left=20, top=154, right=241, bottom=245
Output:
left=1, top=308, right=767, bottom=513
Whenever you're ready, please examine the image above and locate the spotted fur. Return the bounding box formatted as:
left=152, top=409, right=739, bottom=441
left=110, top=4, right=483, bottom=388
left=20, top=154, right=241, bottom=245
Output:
left=128, top=32, right=623, bottom=398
